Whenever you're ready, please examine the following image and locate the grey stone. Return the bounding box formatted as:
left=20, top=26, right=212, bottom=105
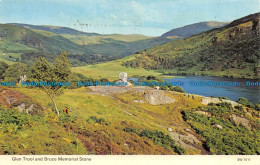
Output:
left=231, top=114, right=251, bottom=130
left=26, top=104, right=34, bottom=114
left=144, top=91, right=176, bottom=105
left=213, top=124, right=223, bottom=129
left=18, top=103, right=26, bottom=112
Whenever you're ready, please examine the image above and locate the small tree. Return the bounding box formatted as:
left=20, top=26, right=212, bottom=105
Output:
left=30, top=52, right=71, bottom=116
left=0, top=61, right=8, bottom=79
left=3, top=63, right=28, bottom=82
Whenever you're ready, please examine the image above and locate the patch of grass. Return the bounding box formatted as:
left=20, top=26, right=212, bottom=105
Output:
left=72, top=57, right=162, bottom=81
left=13, top=86, right=205, bottom=154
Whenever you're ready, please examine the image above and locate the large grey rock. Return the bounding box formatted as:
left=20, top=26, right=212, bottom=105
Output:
left=231, top=114, right=251, bottom=130
left=169, top=132, right=201, bottom=150
left=144, top=91, right=176, bottom=105
left=119, top=72, right=127, bottom=82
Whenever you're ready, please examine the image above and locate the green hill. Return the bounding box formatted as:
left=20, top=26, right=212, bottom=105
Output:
left=0, top=24, right=91, bottom=53
left=1, top=21, right=232, bottom=67
left=161, top=21, right=229, bottom=38
left=0, top=24, right=175, bottom=66
left=0, top=24, right=110, bottom=66
left=123, top=13, right=260, bottom=79
left=10, top=23, right=100, bottom=36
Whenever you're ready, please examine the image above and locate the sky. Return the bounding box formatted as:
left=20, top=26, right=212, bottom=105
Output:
left=0, top=0, right=259, bottom=36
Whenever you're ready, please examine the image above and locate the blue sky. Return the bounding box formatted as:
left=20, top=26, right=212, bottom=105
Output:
left=0, top=0, right=259, bottom=36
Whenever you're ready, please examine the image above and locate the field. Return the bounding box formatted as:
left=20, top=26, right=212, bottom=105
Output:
left=62, top=34, right=153, bottom=45
left=72, top=56, right=162, bottom=80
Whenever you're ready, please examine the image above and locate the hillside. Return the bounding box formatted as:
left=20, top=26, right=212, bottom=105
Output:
left=1, top=83, right=259, bottom=155
left=10, top=23, right=100, bottom=36
left=0, top=24, right=115, bottom=66
left=1, top=20, right=230, bottom=67
left=161, top=21, right=229, bottom=38
left=123, top=13, right=260, bottom=79
left=0, top=24, right=175, bottom=66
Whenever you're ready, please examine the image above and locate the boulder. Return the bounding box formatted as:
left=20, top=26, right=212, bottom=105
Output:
left=231, top=114, right=251, bottom=130
left=144, top=91, right=176, bottom=105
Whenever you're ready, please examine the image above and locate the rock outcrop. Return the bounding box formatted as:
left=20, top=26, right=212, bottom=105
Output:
left=201, top=97, right=240, bottom=107
left=231, top=114, right=251, bottom=130
left=169, top=131, right=201, bottom=150
left=144, top=91, right=176, bottom=105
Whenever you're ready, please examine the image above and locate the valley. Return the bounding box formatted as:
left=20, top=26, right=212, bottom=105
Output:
left=0, top=11, right=259, bottom=156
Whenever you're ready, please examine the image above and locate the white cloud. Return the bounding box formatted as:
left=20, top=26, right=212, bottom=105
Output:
left=129, top=1, right=162, bottom=23
left=110, top=14, right=118, bottom=20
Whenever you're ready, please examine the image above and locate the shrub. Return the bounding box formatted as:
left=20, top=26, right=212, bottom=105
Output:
left=234, top=105, right=244, bottom=111
left=146, top=75, right=157, bottom=80
left=182, top=109, right=260, bottom=155
left=208, top=102, right=214, bottom=106
left=160, top=85, right=168, bottom=90
left=216, top=102, right=232, bottom=109
left=218, top=96, right=229, bottom=100
left=123, top=127, right=138, bottom=134
left=99, top=78, right=109, bottom=83
left=86, top=116, right=110, bottom=125
left=255, top=104, right=260, bottom=111
left=169, top=86, right=186, bottom=93
left=237, top=97, right=254, bottom=108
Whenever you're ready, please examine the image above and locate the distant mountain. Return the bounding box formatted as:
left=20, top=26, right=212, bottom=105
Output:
left=161, top=21, right=229, bottom=38
left=123, top=13, right=260, bottom=79
left=9, top=23, right=100, bottom=36
left=0, top=24, right=175, bottom=66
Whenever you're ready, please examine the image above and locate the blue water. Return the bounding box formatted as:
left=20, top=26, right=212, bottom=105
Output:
left=129, top=75, right=260, bottom=104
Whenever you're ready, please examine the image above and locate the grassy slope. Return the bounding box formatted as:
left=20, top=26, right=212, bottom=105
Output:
left=62, top=34, right=153, bottom=45
left=13, top=87, right=203, bottom=154
left=72, top=56, right=162, bottom=80
left=0, top=24, right=173, bottom=66
left=2, top=83, right=259, bottom=155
